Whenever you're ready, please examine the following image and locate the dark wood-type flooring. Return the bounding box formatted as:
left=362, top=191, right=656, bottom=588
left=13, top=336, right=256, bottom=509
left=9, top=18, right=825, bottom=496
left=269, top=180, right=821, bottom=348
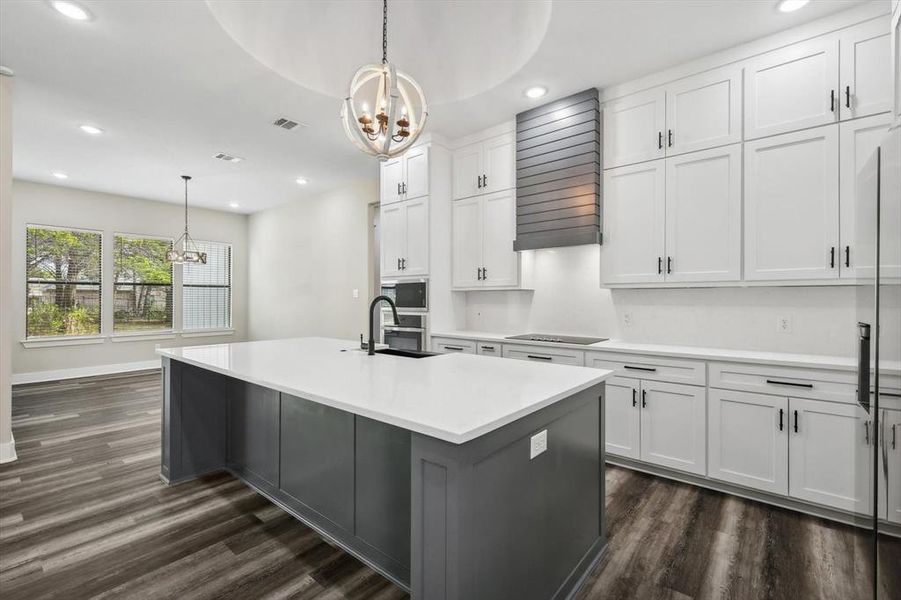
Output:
left=1, top=371, right=898, bottom=599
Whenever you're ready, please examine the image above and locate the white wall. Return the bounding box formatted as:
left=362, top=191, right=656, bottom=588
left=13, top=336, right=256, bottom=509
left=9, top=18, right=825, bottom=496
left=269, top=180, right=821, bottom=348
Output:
left=247, top=180, right=376, bottom=342
left=0, top=74, right=14, bottom=461
left=10, top=180, right=249, bottom=378
left=462, top=244, right=867, bottom=358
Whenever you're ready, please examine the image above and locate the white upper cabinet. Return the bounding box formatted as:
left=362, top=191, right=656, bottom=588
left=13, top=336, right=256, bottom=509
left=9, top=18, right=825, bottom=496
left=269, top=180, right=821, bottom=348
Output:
left=601, top=160, right=666, bottom=284
left=380, top=198, right=429, bottom=278
left=893, top=5, right=901, bottom=121
left=744, top=125, right=839, bottom=281
left=452, top=133, right=515, bottom=200
left=379, top=146, right=429, bottom=204
left=664, top=144, right=742, bottom=283
left=744, top=37, right=839, bottom=140
left=380, top=201, right=405, bottom=277
left=839, top=113, right=893, bottom=279
left=708, top=390, right=789, bottom=495
left=639, top=380, right=707, bottom=476
left=665, top=65, right=742, bottom=156
left=840, top=19, right=893, bottom=121
left=451, top=190, right=519, bottom=289
left=604, top=376, right=641, bottom=460
left=788, top=397, right=872, bottom=514
left=603, top=88, right=666, bottom=169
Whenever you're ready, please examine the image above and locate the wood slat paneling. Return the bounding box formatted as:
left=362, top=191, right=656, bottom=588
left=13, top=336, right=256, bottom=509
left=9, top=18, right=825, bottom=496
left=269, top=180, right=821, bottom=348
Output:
left=514, top=88, right=601, bottom=251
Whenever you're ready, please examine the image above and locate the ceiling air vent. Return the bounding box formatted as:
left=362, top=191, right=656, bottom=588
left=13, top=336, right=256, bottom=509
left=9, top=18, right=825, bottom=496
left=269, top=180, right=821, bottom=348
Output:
left=212, top=152, right=243, bottom=163
left=273, top=117, right=305, bottom=131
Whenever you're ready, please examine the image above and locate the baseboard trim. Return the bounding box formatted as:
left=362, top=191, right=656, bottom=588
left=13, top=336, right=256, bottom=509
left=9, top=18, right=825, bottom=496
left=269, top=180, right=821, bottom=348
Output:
left=0, top=434, right=17, bottom=464
left=11, top=360, right=160, bottom=385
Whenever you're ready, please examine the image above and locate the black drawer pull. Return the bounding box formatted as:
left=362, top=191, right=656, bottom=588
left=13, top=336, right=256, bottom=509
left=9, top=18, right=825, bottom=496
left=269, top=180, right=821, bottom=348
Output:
left=624, top=365, right=657, bottom=372
left=481, top=345, right=495, bottom=351
left=527, top=354, right=553, bottom=361
left=779, top=408, right=784, bottom=431
left=443, top=345, right=464, bottom=351
left=794, top=410, right=799, bottom=433
left=766, top=379, right=813, bottom=389
left=632, top=388, right=637, bottom=407
left=641, top=389, right=647, bottom=408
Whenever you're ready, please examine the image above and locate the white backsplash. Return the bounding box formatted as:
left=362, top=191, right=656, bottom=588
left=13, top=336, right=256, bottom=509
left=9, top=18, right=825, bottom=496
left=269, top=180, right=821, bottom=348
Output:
left=462, top=245, right=881, bottom=358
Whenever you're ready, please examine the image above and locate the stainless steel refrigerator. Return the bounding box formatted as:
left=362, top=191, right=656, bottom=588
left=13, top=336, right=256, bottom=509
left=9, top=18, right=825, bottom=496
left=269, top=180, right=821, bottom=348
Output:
left=856, top=120, right=901, bottom=599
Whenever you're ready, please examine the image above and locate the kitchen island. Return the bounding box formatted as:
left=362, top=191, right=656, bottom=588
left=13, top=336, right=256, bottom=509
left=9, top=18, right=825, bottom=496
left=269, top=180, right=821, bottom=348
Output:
left=157, top=337, right=612, bottom=600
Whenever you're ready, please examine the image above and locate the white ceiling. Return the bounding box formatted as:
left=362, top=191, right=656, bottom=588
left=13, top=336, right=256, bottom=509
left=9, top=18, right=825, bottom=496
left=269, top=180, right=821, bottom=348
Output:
left=0, top=0, right=869, bottom=213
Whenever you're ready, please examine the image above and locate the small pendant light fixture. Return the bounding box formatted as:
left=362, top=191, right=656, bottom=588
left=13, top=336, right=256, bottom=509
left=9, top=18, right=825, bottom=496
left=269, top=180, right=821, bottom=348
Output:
left=167, top=175, right=207, bottom=265
left=340, top=0, right=428, bottom=161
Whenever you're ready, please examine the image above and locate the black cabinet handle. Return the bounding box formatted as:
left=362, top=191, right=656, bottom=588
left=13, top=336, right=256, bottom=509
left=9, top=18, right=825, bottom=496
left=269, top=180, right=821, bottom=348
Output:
left=893, top=423, right=896, bottom=449
left=402, top=182, right=407, bottom=194
left=658, top=257, right=663, bottom=275
left=624, top=365, right=657, bottom=372
left=477, top=267, right=483, bottom=280
left=766, top=379, right=814, bottom=389
left=667, top=129, right=673, bottom=148
left=658, top=131, right=663, bottom=150
left=482, top=267, right=487, bottom=279
left=667, top=256, right=672, bottom=274
left=632, top=388, right=637, bottom=407
left=794, top=410, right=799, bottom=433
left=779, top=408, right=784, bottom=431
left=483, top=174, right=488, bottom=188
left=865, top=421, right=870, bottom=446
left=444, top=345, right=464, bottom=351
left=845, top=86, right=851, bottom=109
left=641, top=389, right=647, bottom=408
left=477, top=175, right=482, bottom=189
left=830, top=246, right=836, bottom=269
left=830, top=89, right=835, bottom=112
left=481, top=345, right=495, bottom=351
left=397, top=258, right=401, bottom=270
left=401, top=258, right=406, bottom=270
left=527, top=354, right=553, bottom=361
left=397, top=183, right=401, bottom=195
left=845, top=246, right=850, bottom=268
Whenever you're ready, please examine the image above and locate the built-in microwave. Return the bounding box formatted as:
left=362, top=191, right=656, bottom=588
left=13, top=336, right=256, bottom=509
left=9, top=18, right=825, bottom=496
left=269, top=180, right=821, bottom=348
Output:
left=380, top=280, right=427, bottom=311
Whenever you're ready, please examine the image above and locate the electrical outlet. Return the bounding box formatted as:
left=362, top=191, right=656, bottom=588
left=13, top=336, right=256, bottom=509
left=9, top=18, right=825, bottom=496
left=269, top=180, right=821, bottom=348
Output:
left=776, top=315, right=792, bottom=333
left=352, top=288, right=359, bottom=299
left=622, top=312, right=633, bottom=327
left=530, top=430, right=548, bottom=460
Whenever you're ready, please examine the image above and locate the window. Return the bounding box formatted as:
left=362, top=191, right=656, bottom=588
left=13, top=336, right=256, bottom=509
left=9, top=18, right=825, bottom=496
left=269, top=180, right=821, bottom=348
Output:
left=113, top=234, right=173, bottom=332
left=26, top=226, right=102, bottom=338
left=183, top=241, right=232, bottom=330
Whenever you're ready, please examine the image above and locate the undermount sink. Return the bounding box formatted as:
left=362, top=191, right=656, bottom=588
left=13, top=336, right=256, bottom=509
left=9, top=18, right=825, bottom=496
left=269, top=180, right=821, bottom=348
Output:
left=375, top=348, right=438, bottom=359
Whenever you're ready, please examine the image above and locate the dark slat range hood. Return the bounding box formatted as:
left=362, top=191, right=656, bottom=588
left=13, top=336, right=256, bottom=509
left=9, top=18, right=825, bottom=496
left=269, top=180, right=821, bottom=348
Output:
left=514, top=88, right=601, bottom=251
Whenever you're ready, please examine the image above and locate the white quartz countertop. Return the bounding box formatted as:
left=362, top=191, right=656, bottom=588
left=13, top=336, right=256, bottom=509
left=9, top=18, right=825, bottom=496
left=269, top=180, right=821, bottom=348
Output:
left=157, top=337, right=613, bottom=444
left=432, top=330, right=901, bottom=375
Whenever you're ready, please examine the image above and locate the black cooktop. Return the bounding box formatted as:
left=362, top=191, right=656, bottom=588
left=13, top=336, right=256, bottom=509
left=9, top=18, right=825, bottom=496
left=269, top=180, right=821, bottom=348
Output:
left=505, top=333, right=608, bottom=345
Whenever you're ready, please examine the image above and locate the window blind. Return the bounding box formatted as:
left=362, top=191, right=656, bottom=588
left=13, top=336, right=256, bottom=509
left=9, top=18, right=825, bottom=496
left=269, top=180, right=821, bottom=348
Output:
left=183, top=241, right=231, bottom=330
left=113, top=234, right=173, bottom=332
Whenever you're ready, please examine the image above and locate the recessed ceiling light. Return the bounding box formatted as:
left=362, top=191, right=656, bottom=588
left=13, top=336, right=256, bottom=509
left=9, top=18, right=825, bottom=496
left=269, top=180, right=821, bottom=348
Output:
left=51, top=1, right=91, bottom=21
left=777, top=0, right=809, bottom=12
left=52, top=172, right=68, bottom=179
left=524, top=86, right=547, bottom=99
left=79, top=124, right=103, bottom=135
left=295, top=177, right=308, bottom=185
left=228, top=202, right=240, bottom=209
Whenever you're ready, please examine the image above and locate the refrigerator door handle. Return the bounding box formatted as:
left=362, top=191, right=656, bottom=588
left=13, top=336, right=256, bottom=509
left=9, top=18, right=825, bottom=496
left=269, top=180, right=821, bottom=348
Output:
left=857, top=322, right=871, bottom=413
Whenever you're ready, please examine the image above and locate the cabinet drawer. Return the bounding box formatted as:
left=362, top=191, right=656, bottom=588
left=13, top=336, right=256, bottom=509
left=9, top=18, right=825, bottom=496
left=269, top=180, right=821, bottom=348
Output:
left=431, top=337, right=476, bottom=354
left=502, top=344, right=584, bottom=366
left=476, top=341, right=504, bottom=357
left=709, top=361, right=857, bottom=403
left=585, top=351, right=705, bottom=386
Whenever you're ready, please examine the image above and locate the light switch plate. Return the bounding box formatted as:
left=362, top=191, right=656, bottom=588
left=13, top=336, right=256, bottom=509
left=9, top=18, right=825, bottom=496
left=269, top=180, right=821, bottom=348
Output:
left=530, top=429, right=548, bottom=459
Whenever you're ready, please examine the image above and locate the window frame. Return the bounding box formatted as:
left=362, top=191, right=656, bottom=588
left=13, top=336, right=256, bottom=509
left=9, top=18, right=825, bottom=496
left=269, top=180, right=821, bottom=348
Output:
left=181, top=239, right=233, bottom=333
left=111, top=231, right=175, bottom=335
left=24, top=223, right=104, bottom=340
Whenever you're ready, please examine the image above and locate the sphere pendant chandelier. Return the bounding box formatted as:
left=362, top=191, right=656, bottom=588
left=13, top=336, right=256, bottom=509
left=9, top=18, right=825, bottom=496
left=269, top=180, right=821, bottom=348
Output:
left=340, top=0, right=428, bottom=161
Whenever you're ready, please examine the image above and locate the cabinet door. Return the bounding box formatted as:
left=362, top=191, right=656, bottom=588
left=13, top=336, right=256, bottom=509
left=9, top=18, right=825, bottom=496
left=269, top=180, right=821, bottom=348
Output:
left=744, top=37, right=839, bottom=139
left=601, top=160, right=666, bottom=284
left=883, top=409, right=901, bottom=524
left=452, top=196, right=483, bottom=288
left=403, top=146, right=429, bottom=200
left=840, top=19, right=893, bottom=121
left=402, top=198, right=429, bottom=276
left=380, top=202, right=404, bottom=277
left=665, top=65, right=742, bottom=156
left=894, top=6, right=901, bottom=120
left=744, top=125, right=839, bottom=281
left=639, top=381, right=707, bottom=476
left=788, top=397, right=871, bottom=514
left=432, top=338, right=477, bottom=354
left=483, top=133, right=516, bottom=193
left=603, top=88, right=666, bottom=168
left=480, top=190, right=519, bottom=287
left=604, top=376, right=641, bottom=460
left=664, top=144, right=742, bottom=283
left=380, top=157, right=405, bottom=204
left=708, top=390, right=788, bottom=495
left=453, top=144, right=483, bottom=200
left=839, top=113, right=892, bottom=278
left=227, top=381, right=280, bottom=487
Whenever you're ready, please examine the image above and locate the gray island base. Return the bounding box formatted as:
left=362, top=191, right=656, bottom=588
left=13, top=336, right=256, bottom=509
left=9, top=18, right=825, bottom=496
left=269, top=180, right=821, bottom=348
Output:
left=160, top=354, right=606, bottom=599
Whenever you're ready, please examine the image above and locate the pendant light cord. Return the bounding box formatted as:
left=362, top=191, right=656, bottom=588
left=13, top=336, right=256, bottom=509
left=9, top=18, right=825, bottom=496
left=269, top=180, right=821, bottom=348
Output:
left=183, top=176, right=189, bottom=237
left=382, top=0, right=388, bottom=64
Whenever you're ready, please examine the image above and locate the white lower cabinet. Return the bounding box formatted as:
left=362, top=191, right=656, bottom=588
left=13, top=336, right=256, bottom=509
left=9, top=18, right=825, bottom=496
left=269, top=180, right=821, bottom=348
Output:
left=475, top=341, right=503, bottom=357
left=639, top=380, right=707, bottom=476
left=880, top=408, right=901, bottom=524
left=788, top=397, right=872, bottom=514
left=708, top=390, right=788, bottom=495
left=502, top=344, right=584, bottom=366
left=604, top=376, right=641, bottom=460
left=431, top=337, right=476, bottom=354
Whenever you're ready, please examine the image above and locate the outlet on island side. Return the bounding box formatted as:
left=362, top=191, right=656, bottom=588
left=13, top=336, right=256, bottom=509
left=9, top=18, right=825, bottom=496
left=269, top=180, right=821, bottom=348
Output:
left=530, top=430, right=548, bottom=460
left=776, top=315, right=792, bottom=334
